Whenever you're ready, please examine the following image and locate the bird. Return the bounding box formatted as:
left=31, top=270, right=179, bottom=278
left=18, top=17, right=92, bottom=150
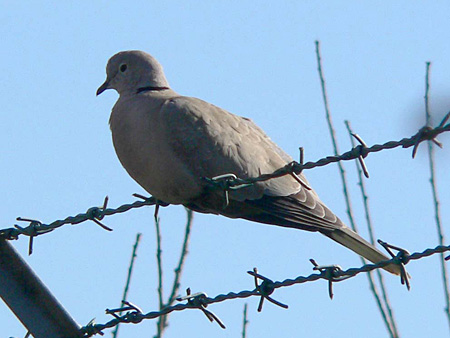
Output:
left=97, top=50, right=400, bottom=275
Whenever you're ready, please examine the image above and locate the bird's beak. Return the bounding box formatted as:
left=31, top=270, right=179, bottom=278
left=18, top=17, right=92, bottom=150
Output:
left=96, top=80, right=110, bottom=96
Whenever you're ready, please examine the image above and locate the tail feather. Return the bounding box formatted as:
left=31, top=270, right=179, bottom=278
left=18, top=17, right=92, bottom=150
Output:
left=326, top=227, right=401, bottom=275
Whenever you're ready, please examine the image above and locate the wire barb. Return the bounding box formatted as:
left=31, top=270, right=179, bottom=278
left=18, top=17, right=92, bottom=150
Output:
left=14, top=218, right=45, bottom=255
left=310, top=259, right=351, bottom=299
left=83, top=319, right=105, bottom=336
left=286, top=161, right=312, bottom=190
left=438, top=111, right=450, bottom=128
left=205, top=173, right=253, bottom=209
left=133, top=193, right=169, bottom=220
left=247, top=268, right=288, bottom=312
left=350, top=133, right=370, bottom=178
left=412, top=125, right=443, bottom=158
left=105, top=300, right=144, bottom=325
left=378, top=240, right=411, bottom=290
left=299, top=146, right=304, bottom=164
left=177, top=288, right=226, bottom=329
left=85, top=196, right=113, bottom=231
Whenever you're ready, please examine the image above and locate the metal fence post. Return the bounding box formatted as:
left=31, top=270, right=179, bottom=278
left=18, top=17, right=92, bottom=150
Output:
left=0, top=239, right=82, bottom=338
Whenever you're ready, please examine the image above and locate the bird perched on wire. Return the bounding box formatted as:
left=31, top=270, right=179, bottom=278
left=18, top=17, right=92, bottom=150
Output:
left=97, top=50, right=399, bottom=275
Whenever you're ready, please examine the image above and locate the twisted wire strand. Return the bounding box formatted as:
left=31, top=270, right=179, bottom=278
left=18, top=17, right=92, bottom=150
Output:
left=81, top=243, right=450, bottom=337
left=1, top=119, right=448, bottom=243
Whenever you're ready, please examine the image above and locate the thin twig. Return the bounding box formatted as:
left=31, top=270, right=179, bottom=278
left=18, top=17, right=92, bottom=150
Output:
left=315, top=40, right=359, bottom=241
left=168, top=209, right=193, bottom=307
left=424, top=61, right=450, bottom=330
left=154, top=215, right=164, bottom=337
left=345, top=121, right=399, bottom=338
left=242, top=303, right=248, bottom=338
left=158, top=209, right=194, bottom=334
left=315, top=40, right=396, bottom=338
left=111, top=233, right=142, bottom=338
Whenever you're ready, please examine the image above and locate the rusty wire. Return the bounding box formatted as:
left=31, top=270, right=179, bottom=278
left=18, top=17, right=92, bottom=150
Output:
left=0, top=115, right=449, bottom=249
left=80, top=242, right=450, bottom=337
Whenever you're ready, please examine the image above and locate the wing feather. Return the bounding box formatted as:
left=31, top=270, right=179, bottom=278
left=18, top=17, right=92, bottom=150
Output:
left=161, top=96, right=345, bottom=233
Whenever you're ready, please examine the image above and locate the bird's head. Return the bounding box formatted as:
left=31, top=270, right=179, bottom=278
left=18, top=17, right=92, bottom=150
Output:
left=97, top=50, right=170, bottom=96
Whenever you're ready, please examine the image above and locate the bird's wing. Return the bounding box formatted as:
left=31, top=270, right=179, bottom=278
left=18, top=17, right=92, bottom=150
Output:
left=159, top=96, right=341, bottom=232
left=160, top=96, right=300, bottom=198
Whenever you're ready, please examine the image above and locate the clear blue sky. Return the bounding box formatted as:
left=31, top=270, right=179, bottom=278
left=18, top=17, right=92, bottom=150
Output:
left=1, top=1, right=450, bottom=337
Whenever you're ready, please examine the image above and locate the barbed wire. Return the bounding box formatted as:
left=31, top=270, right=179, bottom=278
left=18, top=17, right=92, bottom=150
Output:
left=0, top=195, right=157, bottom=254
left=0, top=113, right=449, bottom=253
left=0, top=113, right=448, bottom=337
left=205, top=112, right=450, bottom=191
left=80, top=242, right=450, bottom=337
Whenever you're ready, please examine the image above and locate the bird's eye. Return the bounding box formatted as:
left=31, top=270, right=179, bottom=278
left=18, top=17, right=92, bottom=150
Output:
left=120, top=64, right=127, bottom=72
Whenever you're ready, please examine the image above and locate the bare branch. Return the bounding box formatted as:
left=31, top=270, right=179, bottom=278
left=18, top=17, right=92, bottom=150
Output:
left=242, top=303, right=248, bottom=338
left=111, top=233, right=142, bottom=338
left=154, top=216, right=164, bottom=337
left=424, top=61, right=450, bottom=330
left=316, top=40, right=397, bottom=337
left=156, top=209, right=193, bottom=336
left=345, top=121, right=399, bottom=338
left=166, top=210, right=193, bottom=306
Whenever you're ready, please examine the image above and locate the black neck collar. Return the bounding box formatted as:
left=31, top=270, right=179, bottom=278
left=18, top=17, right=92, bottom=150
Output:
left=137, top=86, right=170, bottom=94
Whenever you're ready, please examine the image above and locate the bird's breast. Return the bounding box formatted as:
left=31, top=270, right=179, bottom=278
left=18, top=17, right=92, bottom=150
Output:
left=109, top=99, right=203, bottom=204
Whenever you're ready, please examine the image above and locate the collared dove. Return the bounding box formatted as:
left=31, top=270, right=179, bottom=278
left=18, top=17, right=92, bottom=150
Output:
left=97, top=50, right=399, bottom=275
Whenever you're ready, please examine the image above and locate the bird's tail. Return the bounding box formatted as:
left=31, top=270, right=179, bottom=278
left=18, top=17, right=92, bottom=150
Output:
left=325, top=227, right=401, bottom=275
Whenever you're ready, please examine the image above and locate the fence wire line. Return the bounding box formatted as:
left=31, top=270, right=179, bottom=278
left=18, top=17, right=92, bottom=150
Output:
left=80, top=243, right=450, bottom=337
left=0, top=116, right=449, bottom=246
left=0, top=117, right=447, bottom=337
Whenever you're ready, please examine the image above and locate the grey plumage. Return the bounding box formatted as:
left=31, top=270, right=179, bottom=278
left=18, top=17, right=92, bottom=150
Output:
left=97, top=50, right=400, bottom=275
